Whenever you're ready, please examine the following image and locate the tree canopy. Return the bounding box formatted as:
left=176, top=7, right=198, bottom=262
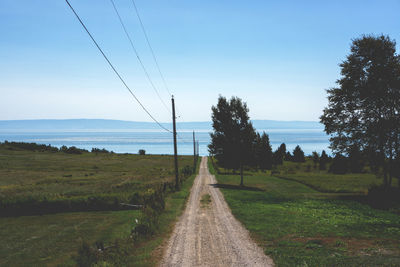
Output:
left=320, top=35, right=400, bottom=187
left=208, top=96, right=256, bottom=184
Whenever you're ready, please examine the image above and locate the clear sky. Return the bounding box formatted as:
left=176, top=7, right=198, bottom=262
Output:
left=1, top=0, right=399, bottom=122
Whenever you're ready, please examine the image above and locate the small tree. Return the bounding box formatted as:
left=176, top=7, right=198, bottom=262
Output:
left=254, top=132, right=273, bottom=170
left=285, top=151, right=293, bottom=161
left=292, top=145, right=305, bottom=163
left=312, top=151, right=319, bottom=168
left=139, top=149, right=146, bottom=155
left=319, top=150, right=329, bottom=170
left=273, top=143, right=286, bottom=165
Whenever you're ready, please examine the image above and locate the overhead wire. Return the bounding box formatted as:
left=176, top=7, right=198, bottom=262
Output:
left=65, top=0, right=172, bottom=133
left=129, top=0, right=187, bottom=124
left=130, top=0, right=172, bottom=97
left=109, top=0, right=171, bottom=115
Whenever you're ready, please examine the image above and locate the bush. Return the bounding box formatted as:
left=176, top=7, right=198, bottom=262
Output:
left=91, top=148, right=110, bottom=154
left=60, top=145, right=88, bottom=154
left=329, top=154, right=348, bottom=174
left=138, top=149, right=146, bottom=155
left=368, top=185, right=400, bottom=209
left=76, top=241, right=99, bottom=267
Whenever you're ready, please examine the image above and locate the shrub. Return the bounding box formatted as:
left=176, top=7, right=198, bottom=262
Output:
left=91, top=148, right=110, bottom=154
left=329, top=154, right=348, bottom=174
left=138, top=149, right=146, bottom=155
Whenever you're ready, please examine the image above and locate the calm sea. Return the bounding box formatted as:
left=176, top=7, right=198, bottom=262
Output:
left=0, top=128, right=330, bottom=156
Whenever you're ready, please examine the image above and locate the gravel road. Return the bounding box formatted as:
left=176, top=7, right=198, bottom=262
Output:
left=160, top=157, right=274, bottom=267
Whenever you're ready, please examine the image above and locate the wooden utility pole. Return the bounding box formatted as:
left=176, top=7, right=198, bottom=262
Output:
left=172, top=96, right=179, bottom=190
left=193, top=131, right=196, bottom=172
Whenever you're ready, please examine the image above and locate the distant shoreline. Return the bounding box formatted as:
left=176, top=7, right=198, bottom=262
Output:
left=0, top=119, right=323, bottom=131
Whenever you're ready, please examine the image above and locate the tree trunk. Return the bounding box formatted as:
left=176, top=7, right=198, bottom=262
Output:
left=240, top=163, right=244, bottom=186
left=383, top=161, right=388, bottom=189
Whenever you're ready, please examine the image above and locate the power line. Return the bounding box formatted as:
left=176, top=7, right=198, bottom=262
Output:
left=65, top=0, right=172, bottom=133
left=130, top=0, right=172, bottom=97
left=130, top=0, right=188, bottom=123
left=109, top=0, right=171, bottom=114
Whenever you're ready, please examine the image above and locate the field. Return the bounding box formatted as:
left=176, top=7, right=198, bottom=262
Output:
left=0, top=143, right=199, bottom=266
left=209, top=159, right=400, bottom=266
left=0, top=142, right=193, bottom=216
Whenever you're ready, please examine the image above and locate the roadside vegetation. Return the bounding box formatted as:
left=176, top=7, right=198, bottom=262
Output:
left=0, top=141, right=200, bottom=266
left=207, top=34, right=400, bottom=266
left=209, top=159, right=400, bottom=266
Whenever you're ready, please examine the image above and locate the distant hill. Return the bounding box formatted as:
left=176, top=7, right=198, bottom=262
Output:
left=0, top=119, right=323, bottom=131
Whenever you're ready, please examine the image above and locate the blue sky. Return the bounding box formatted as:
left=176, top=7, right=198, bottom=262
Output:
left=1, top=0, right=399, bottom=122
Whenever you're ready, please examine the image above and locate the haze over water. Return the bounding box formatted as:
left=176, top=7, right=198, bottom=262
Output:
left=0, top=120, right=330, bottom=156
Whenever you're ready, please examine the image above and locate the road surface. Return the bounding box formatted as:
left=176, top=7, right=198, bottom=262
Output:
left=160, top=157, right=274, bottom=266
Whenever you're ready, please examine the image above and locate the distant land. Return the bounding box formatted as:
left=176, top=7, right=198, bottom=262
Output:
left=0, top=119, right=324, bottom=131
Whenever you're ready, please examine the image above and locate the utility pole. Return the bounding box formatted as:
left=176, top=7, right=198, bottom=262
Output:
left=172, top=96, right=179, bottom=190
left=193, top=131, right=196, bottom=172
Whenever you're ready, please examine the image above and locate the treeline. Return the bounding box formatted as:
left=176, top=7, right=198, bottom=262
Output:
left=208, top=95, right=400, bottom=186
left=0, top=141, right=113, bottom=154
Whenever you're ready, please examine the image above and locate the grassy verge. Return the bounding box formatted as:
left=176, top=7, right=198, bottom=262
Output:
left=125, top=157, right=201, bottom=266
left=208, top=159, right=400, bottom=266
left=0, top=210, right=139, bottom=266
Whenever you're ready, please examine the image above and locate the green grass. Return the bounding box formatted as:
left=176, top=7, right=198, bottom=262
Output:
left=208, top=159, right=400, bottom=266
left=0, top=146, right=192, bottom=199
left=0, top=145, right=194, bottom=215
left=273, top=160, right=398, bottom=194
left=0, top=143, right=200, bottom=266
left=0, top=210, right=139, bottom=266
left=200, top=193, right=211, bottom=208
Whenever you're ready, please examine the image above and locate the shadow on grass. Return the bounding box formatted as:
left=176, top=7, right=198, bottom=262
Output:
left=209, top=183, right=264, bottom=191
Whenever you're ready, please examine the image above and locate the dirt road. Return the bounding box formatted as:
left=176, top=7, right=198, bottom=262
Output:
left=160, top=157, right=274, bottom=266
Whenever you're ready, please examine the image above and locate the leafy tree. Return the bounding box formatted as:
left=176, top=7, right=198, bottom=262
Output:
left=320, top=35, right=400, bottom=188
left=254, top=132, right=273, bottom=170
left=139, top=149, right=146, bottom=155
left=292, top=145, right=305, bottom=162
left=209, top=96, right=256, bottom=185
left=312, top=151, right=319, bottom=168
left=319, top=150, right=329, bottom=170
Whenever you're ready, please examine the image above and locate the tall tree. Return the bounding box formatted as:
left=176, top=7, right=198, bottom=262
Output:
left=254, top=132, right=273, bottom=170
left=208, top=96, right=256, bottom=186
left=320, top=35, right=400, bottom=188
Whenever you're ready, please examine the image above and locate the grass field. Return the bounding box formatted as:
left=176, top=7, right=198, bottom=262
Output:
left=209, top=160, right=400, bottom=266
left=0, top=210, right=139, bottom=266
left=274, top=160, right=398, bottom=193
left=0, top=143, right=199, bottom=266
left=0, top=144, right=191, bottom=199
left=0, top=143, right=194, bottom=215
